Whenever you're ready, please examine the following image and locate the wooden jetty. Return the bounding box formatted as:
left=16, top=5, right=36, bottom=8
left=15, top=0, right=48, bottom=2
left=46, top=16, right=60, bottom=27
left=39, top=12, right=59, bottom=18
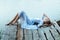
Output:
left=14, top=21, right=60, bottom=40
left=6, top=19, right=60, bottom=40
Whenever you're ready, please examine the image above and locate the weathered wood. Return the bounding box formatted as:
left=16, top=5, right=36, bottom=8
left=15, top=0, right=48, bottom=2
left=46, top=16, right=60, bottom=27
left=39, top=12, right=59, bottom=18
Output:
left=50, top=26, right=60, bottom=40
left=38, top=28, right=46, bottom=40
left=53, top=21, right=60, bottom=35
left=24, top=29, right=32, bottom=35
left=16, top=22, right=23, bottom=40
left=24, top=35, right=32, bottom=40
left=32, top=29, right=41, bottom=40
left=16, top=28, right=23, bottom=40
left=42, top=27, right=54, bottom=40
left=7, top=21, right=60, bottom=40
left=24, top=29, right=32, bottom=40
left=2, top=26, right=17, bottom=40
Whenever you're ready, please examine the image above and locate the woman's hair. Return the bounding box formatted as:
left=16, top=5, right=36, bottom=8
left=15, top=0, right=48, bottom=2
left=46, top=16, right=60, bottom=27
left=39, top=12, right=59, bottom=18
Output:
left=43, top=21, right=51, bottom=24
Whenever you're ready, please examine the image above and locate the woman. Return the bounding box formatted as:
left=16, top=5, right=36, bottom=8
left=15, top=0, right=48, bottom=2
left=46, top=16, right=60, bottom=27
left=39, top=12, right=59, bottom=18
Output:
left=7, top=11, right=43, bottom=29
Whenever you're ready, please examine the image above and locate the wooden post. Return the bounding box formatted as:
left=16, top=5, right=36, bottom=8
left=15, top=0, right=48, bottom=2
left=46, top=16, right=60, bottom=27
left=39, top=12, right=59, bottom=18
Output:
left=16, top=22, right=23, bottom=40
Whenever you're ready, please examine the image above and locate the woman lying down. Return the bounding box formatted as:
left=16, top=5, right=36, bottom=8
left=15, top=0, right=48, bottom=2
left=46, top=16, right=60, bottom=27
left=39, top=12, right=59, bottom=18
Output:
left=7, top=11, right=52, bottom=29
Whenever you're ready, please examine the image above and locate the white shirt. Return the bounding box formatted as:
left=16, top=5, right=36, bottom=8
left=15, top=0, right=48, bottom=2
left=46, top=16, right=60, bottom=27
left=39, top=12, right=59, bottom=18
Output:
left=18, top=12, right=43, bottom=29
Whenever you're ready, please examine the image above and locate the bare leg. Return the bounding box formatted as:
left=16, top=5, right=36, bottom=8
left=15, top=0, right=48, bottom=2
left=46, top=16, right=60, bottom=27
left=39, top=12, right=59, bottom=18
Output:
left=7, top=13, right=19, bottom=25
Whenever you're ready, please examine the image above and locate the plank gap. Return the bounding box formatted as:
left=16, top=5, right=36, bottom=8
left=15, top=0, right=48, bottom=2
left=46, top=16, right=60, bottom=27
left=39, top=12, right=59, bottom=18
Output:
left=44, top=33, right=48, bottom=40
left=49, top=30, right=55, bottom=40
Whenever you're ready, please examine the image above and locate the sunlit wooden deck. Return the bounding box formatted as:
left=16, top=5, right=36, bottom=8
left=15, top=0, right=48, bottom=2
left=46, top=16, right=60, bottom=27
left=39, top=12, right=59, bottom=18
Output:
left=18, top=26, right=60, bottom=40
left=3, top=21, right=60, bottom=40
left=15, top=14, right=60, bottom=40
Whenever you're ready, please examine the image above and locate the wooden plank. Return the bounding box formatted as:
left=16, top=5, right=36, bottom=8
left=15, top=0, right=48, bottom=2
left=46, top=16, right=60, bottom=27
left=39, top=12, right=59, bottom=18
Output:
left=42, top=27, right=54, bottom=40
left=4, top=26, right=17, bottom=40
left=48, top=17, right=60, bottom=34
left=24, top=29, right=32, bottom=35
left=32, top=29, right=41, bottom=40
left=22, top=29, right=25, bottom=40
left=52, top=21, right=60, bottom=34
left=24, top=35, right=32, bottom=40
left=49, top=26, right=60, bottom=40
left=38, top=28, right=46, bottom=40
left=24, top=29, right=32, bottom=40
left=16, top=28, right=23, bottom=40
left=16, top=23, right=23, bottom=40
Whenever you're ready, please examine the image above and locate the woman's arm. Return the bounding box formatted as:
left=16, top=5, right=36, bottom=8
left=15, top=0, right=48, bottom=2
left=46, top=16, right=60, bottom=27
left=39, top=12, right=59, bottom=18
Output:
left=43, top=13, right=50, bottom=19
left=7, top=13, right=19, bottom=25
